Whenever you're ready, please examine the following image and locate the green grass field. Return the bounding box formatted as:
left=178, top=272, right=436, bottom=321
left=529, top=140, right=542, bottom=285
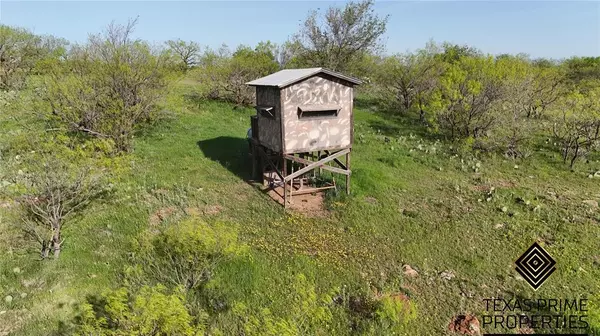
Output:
left=1, top=81, right=599, bottom=335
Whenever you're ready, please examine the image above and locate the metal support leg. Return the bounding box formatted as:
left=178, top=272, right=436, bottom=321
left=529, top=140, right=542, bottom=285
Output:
left=250, top=142, right=257, bottom=180
left=318, top=151, right=322, bottom=175
left=283, top=158, right=288, bottom=208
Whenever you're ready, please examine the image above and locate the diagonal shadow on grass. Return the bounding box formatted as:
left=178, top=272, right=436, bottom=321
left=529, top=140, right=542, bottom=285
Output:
left=197, top=136, right=252, bottom=180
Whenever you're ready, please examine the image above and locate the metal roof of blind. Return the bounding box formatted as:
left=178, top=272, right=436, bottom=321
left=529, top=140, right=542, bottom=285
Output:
left=246, top=68, right=362, bottom=88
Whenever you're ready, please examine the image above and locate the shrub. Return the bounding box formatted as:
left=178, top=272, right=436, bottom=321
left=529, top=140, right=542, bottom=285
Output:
left=590, top=293, right=600, bottom=335
left=1, top=129, right=124, bottom=259
left=373, top=45, right=441, bottom=117
left=374, top=294, right=417, bottom=333
left=427, top=55, right=505, bottom=139
left=232, top=304, right=298, bottom=336
left=469, top=56, right=536, bottom=157
left=75, top=284, right=204, bottom=335
left=18, top=157, right=108, bottom=259
left=131, top=217, right=247, bottom=291
left=563, top=56, right=600, bottom=92
left=370, top=48, right=569, bottom=158
left=551, top=90, right=600, bottom=167
left=194, top=44, right=279, bottom=106
left=0, top=25, right=42, bottom=90
left=231, top=274, right=333, bottom=336
left=41, top=19, right=169, bottom=152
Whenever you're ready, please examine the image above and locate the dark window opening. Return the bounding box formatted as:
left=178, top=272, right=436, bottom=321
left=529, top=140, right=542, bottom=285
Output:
left=255, top=106, right=275, bottom=119
left=298, top=105, right=341, bottom=119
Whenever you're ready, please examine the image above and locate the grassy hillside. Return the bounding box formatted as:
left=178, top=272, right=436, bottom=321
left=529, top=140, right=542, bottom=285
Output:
left=1, top=81, right=599, bottom=335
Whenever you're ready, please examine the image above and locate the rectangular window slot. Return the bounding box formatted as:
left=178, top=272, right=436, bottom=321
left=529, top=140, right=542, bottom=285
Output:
left=298, top=105, right=341, bottom=119
left=255, top=106, right=275, bottom=118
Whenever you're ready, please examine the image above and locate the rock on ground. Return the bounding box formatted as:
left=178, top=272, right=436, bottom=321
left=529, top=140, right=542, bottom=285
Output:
left=448, top=314, right=481, bottom=335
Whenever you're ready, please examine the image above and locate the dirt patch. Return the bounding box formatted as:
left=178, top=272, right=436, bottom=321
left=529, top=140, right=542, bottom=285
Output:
left=149, top=207, right=176, bottom=226
left=448, top=314, right=481, bottom=335
left=264, top=184, right=329, bottom=217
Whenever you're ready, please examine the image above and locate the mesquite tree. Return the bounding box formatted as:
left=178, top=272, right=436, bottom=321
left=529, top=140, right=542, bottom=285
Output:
left=522, top=66, right=564, bottom=119
left=0, top=25, right=41, bottom=90
left=42, top=19, right=169, bottom=152
left=293, top=0, right=388, bottom=74
left=165, top=39, right=201, bottom=69
left=375, top=44, right=441, bottom=119
left=428, top=56, right=505, bottom=139
left=551, top=90, right=600, bottom=168
left=195, top=44, right=279, bottom=106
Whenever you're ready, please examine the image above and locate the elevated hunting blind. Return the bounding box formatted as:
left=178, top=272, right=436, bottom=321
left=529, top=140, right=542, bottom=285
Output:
left=246, top=68, right=361, bottom=207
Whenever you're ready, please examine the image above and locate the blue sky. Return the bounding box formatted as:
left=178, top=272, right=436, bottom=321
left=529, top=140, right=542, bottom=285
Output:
left=0, top=1, right=598, bottom=59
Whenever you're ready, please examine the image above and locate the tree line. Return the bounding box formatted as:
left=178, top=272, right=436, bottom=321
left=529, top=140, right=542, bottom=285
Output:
left=1, top=0, right=599, bottom=263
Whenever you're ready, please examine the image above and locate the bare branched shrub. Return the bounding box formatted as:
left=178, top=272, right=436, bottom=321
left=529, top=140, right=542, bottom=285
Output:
left=20, top=159, right=107, bottom=259
left=374, top=43, right=441, bottom=118
left=491, top=102, right=536, bottom=159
